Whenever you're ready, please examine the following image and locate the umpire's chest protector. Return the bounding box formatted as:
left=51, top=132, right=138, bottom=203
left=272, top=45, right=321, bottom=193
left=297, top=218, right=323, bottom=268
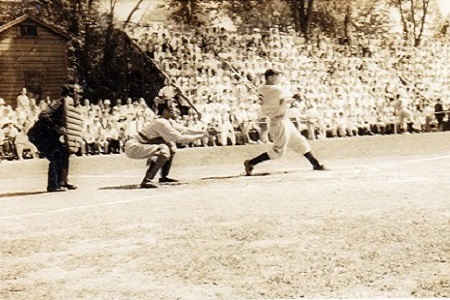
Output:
left=64, top=97, right=83, bottom=153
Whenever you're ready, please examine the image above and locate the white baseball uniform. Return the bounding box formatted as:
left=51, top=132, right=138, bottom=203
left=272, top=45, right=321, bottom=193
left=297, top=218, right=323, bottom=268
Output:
left=125, top=118, right=183, bottom=160
left=258, top=84, right=311, bottom=159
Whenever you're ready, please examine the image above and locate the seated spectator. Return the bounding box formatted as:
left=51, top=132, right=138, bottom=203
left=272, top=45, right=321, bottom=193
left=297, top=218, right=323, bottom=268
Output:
left=217, top=116, right=235, bottom=146
left=305, top=102, right=325, bottom=140
left=117, top=125, right=128, bottom=153
left=1, top=121, right=19, bottom=159
left=82, top=125, right=100, bottom=155
left=104, top=123, right=121, bottom=154
left=356, top=115, right=374, bottom=136
left=192, top=116, right=208, bottom=147
left=286, top=101, right=303, bottom=130
left=97, top=127, right=109, bottom=154
left=0, top=126, right=4, bottom=160
left=205, top=117, right=220, bottom=146
left=247, top=117, right=262, bottom=143
left=336, top=111, right=351, bottom=137
left=14, top=129, right=37, bottom=160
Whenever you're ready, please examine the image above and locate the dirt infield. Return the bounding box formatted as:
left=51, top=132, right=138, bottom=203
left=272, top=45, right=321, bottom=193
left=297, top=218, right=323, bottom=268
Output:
left=1, top=133, right=449, bottom=299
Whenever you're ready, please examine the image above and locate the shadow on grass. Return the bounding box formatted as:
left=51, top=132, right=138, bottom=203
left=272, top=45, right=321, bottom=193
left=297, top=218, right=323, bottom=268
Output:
left=200, top=170, right=295, bottom=181
left=98, top=184, right=141, bottom=190
left=98, top=170, right=296, bottom=189
left=99, top=182, right=188, bottom=190
left=0, top=191, right=47, bottom=198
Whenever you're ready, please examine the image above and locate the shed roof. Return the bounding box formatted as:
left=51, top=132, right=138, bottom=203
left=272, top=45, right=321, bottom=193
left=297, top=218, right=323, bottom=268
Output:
left=0, top=14, right=70, bottom=39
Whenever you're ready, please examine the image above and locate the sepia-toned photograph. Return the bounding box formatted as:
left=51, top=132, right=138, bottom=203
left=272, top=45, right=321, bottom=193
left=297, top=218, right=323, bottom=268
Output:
left=1, top=0, right=449, bottom=299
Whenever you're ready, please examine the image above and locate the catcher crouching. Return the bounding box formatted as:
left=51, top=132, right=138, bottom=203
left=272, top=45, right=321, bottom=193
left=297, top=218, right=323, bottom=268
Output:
left=125, top=101, right=207, bottom=188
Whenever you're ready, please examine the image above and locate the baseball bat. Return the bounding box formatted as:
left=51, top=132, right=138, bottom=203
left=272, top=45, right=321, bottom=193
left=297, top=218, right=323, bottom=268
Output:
left=148, top=57, right=201, bottom=116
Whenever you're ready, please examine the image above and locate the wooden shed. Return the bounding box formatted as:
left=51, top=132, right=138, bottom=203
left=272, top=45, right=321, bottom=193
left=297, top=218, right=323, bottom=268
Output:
left=0, top=15, right=70, bottom=108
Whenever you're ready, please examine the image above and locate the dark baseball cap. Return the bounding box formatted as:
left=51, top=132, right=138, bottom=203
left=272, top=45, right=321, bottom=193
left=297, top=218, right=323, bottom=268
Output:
left=60, top=84, right=74, bottom=96
left=264, top=68, right=283, bottom=78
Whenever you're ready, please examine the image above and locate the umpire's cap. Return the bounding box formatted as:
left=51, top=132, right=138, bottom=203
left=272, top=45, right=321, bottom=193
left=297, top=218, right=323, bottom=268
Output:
left=60, top=84, right=74, bottom=96
left=157, top=100, right=175, bottom=115
left=264, top=68, right=283, bottom=79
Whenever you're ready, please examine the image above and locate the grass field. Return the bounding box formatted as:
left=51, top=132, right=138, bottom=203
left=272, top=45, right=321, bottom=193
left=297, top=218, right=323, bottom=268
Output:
left=1, top=132, right=449, bottom=299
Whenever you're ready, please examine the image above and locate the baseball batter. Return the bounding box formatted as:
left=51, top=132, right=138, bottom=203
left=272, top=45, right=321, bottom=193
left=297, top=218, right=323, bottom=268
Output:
left=244, top=69, right=326, bottom=175
left=125, top=101, right=207, bottom=188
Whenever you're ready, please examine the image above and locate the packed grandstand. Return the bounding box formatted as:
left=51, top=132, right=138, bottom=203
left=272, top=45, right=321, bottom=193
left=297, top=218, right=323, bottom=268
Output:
left=1, top=22, right=449, bottom=161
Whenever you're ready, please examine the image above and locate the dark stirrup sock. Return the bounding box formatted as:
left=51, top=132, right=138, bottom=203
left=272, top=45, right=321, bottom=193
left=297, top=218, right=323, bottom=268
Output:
left=249, top=152, right=270, bottom=166
left=304, top=152, right=321, bottom=168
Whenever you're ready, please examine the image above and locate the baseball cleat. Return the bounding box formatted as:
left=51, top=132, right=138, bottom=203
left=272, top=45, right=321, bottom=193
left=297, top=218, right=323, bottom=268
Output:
left=313, top=164, right=327, bottom=171
left=62, top=182, right=78, bottom=190
left=244, top=160, right=254, bottom=176
left=47, top=186, right=68, bottom=192
left=140, top=180, right=158, bottom=189
left=159, top=177, right=179, bottom=183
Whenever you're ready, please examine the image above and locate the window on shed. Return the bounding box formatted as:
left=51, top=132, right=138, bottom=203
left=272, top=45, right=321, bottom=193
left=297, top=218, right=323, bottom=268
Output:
left=20, top=25, right=38, bottom=37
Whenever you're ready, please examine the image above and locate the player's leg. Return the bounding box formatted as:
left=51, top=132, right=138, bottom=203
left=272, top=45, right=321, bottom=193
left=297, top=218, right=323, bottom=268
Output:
left=16, top=143, right=24, bottom=160
left=287, top=120, right=326, bottom=170
left=47, top=146, right=68, bottom=192
left=244, top=120, right=288, bottom=176
left=141, top=144, right=171, bottom=188
left=125, top=138, right=167, bottom=188
left=159, top=142, right=178, bottom=183
left=47, top=158, right=65, bottom=192
left=60, top=151, right=77, bottom=190
left=125, top=139, right=160, bottom=159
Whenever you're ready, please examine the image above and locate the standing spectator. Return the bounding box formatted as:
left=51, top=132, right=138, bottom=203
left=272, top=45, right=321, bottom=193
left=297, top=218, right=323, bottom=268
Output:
left=434, top=98, right=445, bottom=131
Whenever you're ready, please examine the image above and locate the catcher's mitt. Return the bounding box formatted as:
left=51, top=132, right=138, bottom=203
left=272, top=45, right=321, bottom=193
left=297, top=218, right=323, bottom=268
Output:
left=207, top=127, right=218, bottom=136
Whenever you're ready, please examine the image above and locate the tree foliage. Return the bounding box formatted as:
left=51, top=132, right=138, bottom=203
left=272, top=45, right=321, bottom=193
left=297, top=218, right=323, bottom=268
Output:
left=223, top=0, right=292, bottom=31
left=388, top=0, right=440, bottom=46
left=160, top=0, right=292, bottom=30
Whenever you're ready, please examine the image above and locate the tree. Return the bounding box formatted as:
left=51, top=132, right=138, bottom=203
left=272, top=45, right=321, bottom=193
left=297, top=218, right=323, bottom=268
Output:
left=351, top=0, right=394, bottom=37
left=161, top=0, right=202, bottom=27
left=122, top=0, right=145, bottom=29
left=291, top=0, right=314, bottom=36
left=392, top=0, right=431, bottom=46
left=223, top=0, right=292, bottom=31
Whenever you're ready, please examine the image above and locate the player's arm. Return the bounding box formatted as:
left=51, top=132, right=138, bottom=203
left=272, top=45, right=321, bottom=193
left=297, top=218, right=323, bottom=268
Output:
left=176, top=131, right=207, bottom=144
left=159, top=119, right=206, bottom=144
left=279, top=87, right=296, bottom=105
left=281, top=97, right=296, bottom=105
left=170, top=120, right=205, bottom=135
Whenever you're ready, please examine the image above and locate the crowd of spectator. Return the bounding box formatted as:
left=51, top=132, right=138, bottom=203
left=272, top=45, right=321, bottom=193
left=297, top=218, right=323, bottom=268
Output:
left=0, top=92, right=156, bottom=161
left=1, top=22, right=450, bottom=161
left=126, top=22, right=450, bottom=136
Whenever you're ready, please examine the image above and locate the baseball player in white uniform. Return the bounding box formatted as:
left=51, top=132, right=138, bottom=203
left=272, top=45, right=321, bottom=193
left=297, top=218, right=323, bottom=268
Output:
left=125, top=101, right=207, bottom=188
left=244, top=69, right=326, bottom=175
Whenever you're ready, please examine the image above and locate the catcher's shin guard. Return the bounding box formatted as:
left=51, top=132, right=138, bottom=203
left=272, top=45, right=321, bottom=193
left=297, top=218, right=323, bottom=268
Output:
left=143, top=155, right=167, bottom=182
left=161, top=151, right=175, bottom=178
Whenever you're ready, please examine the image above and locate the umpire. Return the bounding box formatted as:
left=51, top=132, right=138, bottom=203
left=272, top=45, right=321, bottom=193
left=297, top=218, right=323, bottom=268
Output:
left=28, top=85, right=83, bottom=192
